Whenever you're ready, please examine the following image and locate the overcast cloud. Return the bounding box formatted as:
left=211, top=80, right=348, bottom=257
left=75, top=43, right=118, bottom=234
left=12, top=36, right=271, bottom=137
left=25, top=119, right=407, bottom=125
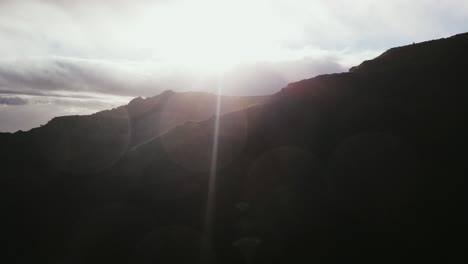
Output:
left=1, top=0, right=467, bottom=132
left=0, top=96, right=28, bottom=105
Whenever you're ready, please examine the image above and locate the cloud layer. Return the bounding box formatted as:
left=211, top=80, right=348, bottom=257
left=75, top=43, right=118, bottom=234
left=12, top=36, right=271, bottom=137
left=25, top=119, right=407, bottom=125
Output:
left=1, top=0, right=467, bottom=61
left=0, top=55, right=348, bottom=98
left=0, top=96, right=28, bottom=105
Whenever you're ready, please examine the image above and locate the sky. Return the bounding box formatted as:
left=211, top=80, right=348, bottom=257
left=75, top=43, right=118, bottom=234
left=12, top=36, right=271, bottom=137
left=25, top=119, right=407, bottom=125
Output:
left=1, top=0, right=468, bottom=132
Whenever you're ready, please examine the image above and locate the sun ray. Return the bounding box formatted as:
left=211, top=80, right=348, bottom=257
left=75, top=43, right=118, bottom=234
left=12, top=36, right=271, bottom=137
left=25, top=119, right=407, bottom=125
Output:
left=201, top=73, right=223, bottom=263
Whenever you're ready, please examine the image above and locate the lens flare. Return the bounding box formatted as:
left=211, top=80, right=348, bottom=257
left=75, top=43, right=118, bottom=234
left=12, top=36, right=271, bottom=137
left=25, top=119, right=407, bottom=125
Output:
left=201, top=74, right=223, bottom=263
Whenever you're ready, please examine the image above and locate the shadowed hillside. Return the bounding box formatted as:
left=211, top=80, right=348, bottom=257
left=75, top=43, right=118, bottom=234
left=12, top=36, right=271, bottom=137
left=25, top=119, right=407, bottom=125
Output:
left=0, top=91, right=267, bottom=173
left=2, top=33, right=468, bottom=264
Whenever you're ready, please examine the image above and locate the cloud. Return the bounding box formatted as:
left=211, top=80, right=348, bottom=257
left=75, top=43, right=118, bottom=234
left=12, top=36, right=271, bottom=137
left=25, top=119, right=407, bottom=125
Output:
left=0, top=57, right=163, bottom=97
left=0, top=54, right=349, bottom=99
left=1, top=0, right=467, bottom=63
left=215, top=56, right=347, bottom=95
left=0, top=96, right=28, bottom=105
left=292, top=0, right=468, bottom=51
left=0, top=93, right=131, bottom=132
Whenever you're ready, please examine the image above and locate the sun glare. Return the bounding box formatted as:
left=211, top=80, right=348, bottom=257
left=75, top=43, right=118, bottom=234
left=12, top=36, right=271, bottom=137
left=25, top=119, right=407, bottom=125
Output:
left=142, top=0, right=300, bottom=73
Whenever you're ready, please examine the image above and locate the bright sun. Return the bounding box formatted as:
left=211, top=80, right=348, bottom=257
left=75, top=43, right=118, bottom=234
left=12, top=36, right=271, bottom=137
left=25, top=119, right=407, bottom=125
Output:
left=140, top=0, right=301, bottom=73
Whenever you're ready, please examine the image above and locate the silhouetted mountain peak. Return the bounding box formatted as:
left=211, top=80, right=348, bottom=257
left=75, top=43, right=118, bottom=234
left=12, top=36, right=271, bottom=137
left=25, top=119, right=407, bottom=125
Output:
left=350, top=32, right=468, bottom=73
left=128, top=96, right=144, bottom=105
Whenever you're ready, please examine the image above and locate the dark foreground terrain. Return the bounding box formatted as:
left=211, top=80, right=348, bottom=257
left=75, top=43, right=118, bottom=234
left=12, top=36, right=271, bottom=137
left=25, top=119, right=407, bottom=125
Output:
left=2, top=33, right=468, bottom=263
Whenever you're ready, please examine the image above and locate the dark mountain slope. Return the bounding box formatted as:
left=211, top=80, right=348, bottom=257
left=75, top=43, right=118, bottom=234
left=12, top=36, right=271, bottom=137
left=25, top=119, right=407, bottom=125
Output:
left=105, top=33, right=468, bottom=263
left=3, top=33, right=468, bottom=263
left=1, top=91, right=267, bottom=263
left=0, top=91, right=267, bottom=174
left=350, top=32, right=468, bottom=73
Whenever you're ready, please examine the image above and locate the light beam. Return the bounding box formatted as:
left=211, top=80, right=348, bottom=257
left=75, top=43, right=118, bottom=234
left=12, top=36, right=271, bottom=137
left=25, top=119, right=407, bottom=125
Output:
left=201, top=73, right=223, bottom=263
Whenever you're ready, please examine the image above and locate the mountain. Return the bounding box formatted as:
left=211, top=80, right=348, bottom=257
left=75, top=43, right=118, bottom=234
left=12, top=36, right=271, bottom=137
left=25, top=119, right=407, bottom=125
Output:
left=1, top=91, right=267, bottom=173
left=3, top=33, right=468, bottom=264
